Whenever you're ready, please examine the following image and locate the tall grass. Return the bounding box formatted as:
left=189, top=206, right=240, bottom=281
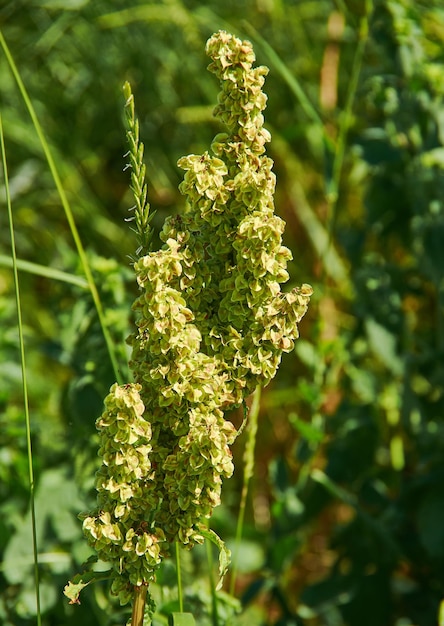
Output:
left=1, top=114, right=41, bottom=625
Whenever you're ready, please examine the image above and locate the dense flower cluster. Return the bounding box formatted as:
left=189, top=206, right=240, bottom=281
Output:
left=80, top=384, right=166, bottom=603
left=82, top=30, right=312, bottom=604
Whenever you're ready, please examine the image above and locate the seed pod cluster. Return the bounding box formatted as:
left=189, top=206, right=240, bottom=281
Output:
left=82, top=30, right=312, bottom=604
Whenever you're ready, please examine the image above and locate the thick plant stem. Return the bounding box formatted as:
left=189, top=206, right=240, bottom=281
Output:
left=230, top=386, right=261, bottom=596
left=131, top=585, right=148, bottom=626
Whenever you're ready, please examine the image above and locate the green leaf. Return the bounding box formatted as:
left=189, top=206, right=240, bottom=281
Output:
left=198, top=526, right=231, bottom=591
left=63, top=577, right=93, bottom=605
left=289, top=413, right=323, bottom=443
left=0, top=254, right=89, bottom=288
left=2, top=467, right=84, bottom=584
left=63, top=569, right=110, bottom=605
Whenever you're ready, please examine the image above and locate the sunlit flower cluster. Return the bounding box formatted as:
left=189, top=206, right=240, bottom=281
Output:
left=82, top=30, right=312, bottom=604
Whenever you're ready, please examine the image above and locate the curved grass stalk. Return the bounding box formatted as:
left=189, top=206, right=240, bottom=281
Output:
left=1, top=114, right=42, bottom=626
left=0, top=30, right=123, bottom=385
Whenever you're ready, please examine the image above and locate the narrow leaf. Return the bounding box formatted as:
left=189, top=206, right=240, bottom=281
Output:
left=199, top=526, right=231, bottom=591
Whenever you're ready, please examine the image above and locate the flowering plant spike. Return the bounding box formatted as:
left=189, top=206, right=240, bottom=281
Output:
left=66, top=30, right=312, bottom=609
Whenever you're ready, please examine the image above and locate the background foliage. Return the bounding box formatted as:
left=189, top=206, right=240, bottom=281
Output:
left=1, top=1, right=444, bottom=625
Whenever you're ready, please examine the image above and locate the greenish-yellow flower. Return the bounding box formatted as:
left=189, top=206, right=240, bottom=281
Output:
left=80, top=30, right=312, bottom=606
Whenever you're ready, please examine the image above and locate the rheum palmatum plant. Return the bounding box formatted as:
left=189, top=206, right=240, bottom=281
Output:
left=66, top=30, right=312, bottom=617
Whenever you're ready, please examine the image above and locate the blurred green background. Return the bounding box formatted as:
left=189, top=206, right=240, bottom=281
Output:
left=1, top=0, right=444, bottom=624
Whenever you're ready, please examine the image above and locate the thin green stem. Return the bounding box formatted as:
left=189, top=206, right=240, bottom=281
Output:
left=230, top=385, right=261, bottom=597
left=175, top=541, right=184, bottom=613
left=1, top=114, right=42, bottom=626
left=326, top=3, right=371, bottom=224
left=205, top=536, right=219, bottom=626
left=0, top=30, right=123, bottom=384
